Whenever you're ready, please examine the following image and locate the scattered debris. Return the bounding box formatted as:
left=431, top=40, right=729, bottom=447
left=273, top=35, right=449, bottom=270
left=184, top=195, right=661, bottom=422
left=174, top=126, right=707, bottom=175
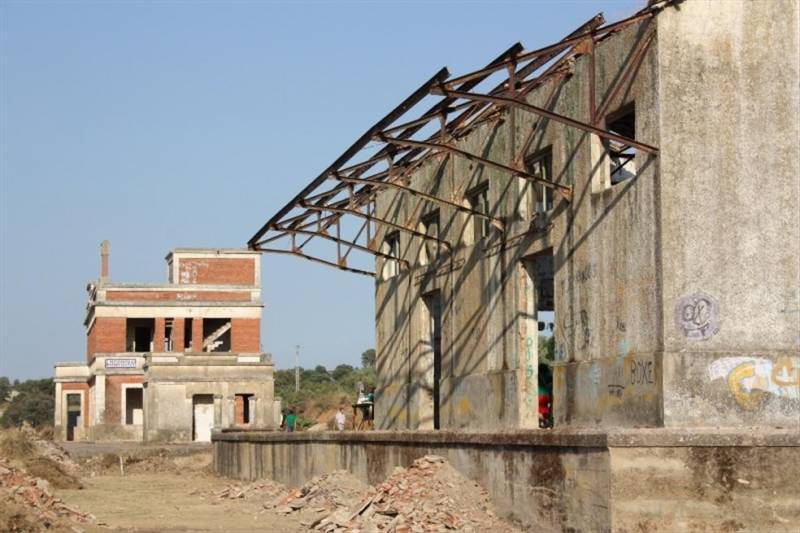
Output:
left=309, top=456, right=520, bottom=533
left=265, top=469, right=369, bottom=517
left=0, top=457, right=94, bottom=532
left=212, top=479, right=287, bottom=501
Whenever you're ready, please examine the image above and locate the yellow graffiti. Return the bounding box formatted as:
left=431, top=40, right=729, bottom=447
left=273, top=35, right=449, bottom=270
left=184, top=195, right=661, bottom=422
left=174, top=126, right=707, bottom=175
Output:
left=728, top=363, right=768, bottom=410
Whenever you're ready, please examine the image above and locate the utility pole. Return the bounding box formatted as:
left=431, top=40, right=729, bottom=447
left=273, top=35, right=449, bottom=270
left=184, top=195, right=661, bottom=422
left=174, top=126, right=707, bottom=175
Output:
left=294, top=344, right=301, bottom=392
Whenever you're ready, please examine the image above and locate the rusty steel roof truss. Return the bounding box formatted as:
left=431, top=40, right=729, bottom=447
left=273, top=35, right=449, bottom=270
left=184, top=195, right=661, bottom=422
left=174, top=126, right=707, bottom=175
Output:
left=249, top=3, right=670, bottom=276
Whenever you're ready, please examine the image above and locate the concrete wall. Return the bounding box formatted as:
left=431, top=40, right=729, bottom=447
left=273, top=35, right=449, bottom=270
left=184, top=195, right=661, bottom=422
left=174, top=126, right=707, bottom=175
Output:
left=143, top=356, right=276, bottom=442
left=655, top=0, right=800, bottom=428
left=213, top=429, right=800, bottom=533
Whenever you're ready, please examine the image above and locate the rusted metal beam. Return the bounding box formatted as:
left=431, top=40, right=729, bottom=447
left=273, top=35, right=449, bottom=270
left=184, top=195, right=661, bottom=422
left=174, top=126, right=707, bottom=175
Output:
left=248, top=67, right=451, bottom=248
left=300, top=201, right=452, bottom=251
left=442, top=9, right=658, bottom=89
left=376, top=134, right=574, bottom=200
left=277, top=228, right=410, bottom=268
left=256, top=248, right=374, bottom=277
left=434, top=89, right=659, bottom=154
left=334, top=173, right=505, bottom=231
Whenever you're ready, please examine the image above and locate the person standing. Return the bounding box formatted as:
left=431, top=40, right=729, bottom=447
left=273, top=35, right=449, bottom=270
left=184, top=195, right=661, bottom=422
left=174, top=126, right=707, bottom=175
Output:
left=335, top=408, right=346, bottom=431
left=285, top=409, right=297, bottom=432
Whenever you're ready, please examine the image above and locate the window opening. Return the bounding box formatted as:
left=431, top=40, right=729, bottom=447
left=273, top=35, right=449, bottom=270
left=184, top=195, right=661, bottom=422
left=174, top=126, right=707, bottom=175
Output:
left=526, top=149, right=554, bottom=215
left=419, top=210, right=440, bottom=266
left=606, top=104, right=637, bottom=185
left=202, top=318, right=232, bottom=352
left=165, top=318, right=173, bottom=352
left=467, top=183, right=490, bottom=243
left=126, top=319, right=154, bottom=352
left=184, top=318, right=193, bottom=350
left=381, top=232, right=401, bottom=280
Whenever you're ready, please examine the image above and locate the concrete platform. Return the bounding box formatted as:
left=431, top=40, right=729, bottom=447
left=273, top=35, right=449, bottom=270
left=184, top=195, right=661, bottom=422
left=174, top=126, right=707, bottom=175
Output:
left=213, top=428, right=800, bottom=533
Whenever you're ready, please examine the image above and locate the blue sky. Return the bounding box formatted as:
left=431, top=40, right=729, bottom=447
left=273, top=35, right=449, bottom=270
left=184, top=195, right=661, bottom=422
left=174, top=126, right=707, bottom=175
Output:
left=0, top=0, right=641, bottom=379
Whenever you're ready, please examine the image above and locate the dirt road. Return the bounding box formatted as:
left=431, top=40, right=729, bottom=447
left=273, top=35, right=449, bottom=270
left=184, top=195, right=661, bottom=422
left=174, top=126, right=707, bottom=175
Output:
left=57, top=471, right=305, bottom=532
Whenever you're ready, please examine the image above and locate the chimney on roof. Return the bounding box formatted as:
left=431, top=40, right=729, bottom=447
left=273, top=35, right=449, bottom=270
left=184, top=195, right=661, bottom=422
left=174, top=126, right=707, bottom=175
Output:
left=100, top=240, right=110, bottom=283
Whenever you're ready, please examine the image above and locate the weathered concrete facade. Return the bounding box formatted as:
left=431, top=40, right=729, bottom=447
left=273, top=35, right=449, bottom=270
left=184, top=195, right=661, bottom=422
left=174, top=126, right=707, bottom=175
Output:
left=372, top=0, right=800, bottom=431
left=54, top=243, right=279, bottom=442
left=214, top=429, right=800, bottom=532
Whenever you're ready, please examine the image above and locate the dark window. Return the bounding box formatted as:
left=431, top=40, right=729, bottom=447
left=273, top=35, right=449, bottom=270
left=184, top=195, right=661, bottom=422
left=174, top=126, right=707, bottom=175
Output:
left=606, top=104, right=637, bottom=185
left=467, top=183, right=490, bottom=242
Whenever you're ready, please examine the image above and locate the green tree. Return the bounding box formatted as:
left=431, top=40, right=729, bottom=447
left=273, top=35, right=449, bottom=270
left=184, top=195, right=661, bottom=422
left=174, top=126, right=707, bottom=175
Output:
left=0, top=378, right=54, bottom=428
left=331, top=364, right=354, bottom=382
left=0, top=377, right=10, bottom=402
left=361, top=349, right=376, bottom=369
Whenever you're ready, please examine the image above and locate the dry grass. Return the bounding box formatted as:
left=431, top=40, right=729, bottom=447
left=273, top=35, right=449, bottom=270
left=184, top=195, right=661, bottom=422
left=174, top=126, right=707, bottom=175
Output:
left=0, top=428, right=82, bottom=489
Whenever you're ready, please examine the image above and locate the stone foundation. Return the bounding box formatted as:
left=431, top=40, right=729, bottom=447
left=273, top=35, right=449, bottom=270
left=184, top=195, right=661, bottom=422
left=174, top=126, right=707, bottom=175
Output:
left=213, top=428, right=799, bottom=532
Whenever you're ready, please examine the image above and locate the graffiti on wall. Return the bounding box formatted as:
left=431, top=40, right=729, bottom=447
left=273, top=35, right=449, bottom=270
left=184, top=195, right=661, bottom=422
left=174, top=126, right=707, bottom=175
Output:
left=708, top=356, right=800, bottom=410
left=675, top=293, right=720, bottom=341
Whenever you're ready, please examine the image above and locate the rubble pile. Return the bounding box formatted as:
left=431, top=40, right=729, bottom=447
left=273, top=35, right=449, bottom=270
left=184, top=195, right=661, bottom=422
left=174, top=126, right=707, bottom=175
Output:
left=20, top=425, right=80, bottom=475
left=310, top=455, right=520, bottom=533
left=0, top=458, right=94, bottom=532
left=267, top=470, right=369, bottom=515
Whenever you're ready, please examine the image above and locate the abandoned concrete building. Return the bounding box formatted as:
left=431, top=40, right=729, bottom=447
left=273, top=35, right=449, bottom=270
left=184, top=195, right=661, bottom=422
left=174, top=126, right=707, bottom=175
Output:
left=53, top=242, right=277, bottom=442
left=215, top=1, right=799, bottom=531
left=247, top=0, right=799, bottom=432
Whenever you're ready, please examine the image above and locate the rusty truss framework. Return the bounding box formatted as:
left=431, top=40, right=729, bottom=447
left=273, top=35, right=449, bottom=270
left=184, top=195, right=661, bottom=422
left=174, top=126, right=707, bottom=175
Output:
left=248, top=3, right=668, bottom=277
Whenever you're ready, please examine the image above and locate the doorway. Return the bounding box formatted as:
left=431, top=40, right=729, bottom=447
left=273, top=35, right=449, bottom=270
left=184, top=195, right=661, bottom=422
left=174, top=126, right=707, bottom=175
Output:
left=65, top=393, right=81, bottom=441
left=192, top=395, right=214, bottom=442
left=125, top=388, right=143, bottom=425
left=422, top=291, right=442, bottom=430
left=522, top=250, right=555, bottom=428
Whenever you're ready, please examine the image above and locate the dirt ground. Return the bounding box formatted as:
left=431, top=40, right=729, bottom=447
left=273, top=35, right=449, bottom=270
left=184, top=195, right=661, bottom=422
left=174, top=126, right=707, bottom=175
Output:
left=57, top=470, right=306, bottom=533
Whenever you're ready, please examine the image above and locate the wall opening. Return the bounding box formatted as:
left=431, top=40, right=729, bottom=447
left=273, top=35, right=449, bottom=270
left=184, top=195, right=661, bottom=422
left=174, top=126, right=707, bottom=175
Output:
left=466, top=182, right=490, bottom=245
left=202, top=318, right=232, bottom=352
left=522, top=250, right=554, bottom=429
left=235, top=393, right=254, bottom=425
left=192, top=394, right=214, bottom=442
left=606, top=103, right=637, bottom=185
left=422, top=290, right=443, bottom=430
left=381, top=231, right=401, bottom=280
left=184, top=318, right=193, bottom=351
left=125, top=388, right=143, bottom=425
left=66, top=393, right=81, bottom=441
left=525, top=148, right=554, bottom=216
left=419, top=209, right=440, bottom=266
left=126, top=318, right=154, bottom=353
left=164, top=318, right=174, bottom=352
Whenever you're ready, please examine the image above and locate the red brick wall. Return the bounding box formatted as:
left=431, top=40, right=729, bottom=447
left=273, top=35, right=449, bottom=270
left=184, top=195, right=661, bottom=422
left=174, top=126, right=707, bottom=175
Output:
left=106, top=290, right=250, bottom=302
left=231, top=319, right=260, bottom=352
left=104, top=376, right=143, bottom=424
left=87, top=317, right=126, bottom=360
left=62, top=383, right=90, bottom=427
left=177, top=258, right=255, bottom=285
left=191, top=318, right=204, bottom=353
left=234, top=395, right=245, bottom=425
left=154, top=318, right=165, bottom=352
left=172, top=319, right=185, bottom=353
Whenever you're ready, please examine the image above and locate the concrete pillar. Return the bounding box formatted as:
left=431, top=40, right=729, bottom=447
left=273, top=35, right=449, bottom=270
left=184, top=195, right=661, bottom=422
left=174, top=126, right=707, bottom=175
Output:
left=214, top=394, right=223, bottom=427
left=54, top=382, right=63, bottom=430
left=192, top=318, right=203, bottom=353
left=172, top=319, right=185, bottom=353
left=153, top=318, right=165, bottom=353
left=93, top=374, right=106, bottom=424
left=248, top=396, right=257, bottom=426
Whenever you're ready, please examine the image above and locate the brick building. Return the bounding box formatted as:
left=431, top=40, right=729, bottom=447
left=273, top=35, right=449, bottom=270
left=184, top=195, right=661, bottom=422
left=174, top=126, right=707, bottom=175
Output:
left=53, top=242, right=278, bottom=442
